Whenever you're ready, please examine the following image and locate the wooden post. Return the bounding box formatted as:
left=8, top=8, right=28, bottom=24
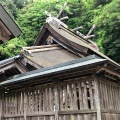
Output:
left=0, top=91, right=4, bottom=120
left=71, top=26, right=83, bottom=32
left=55, top=83, right=59, bottom=120
left=94, top=77, right=102, bottom=120
left=24, top=90, right=27, bottom=120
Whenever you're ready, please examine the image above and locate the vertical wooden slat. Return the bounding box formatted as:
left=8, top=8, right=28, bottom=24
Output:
left=29, top=91, right=32, bottom=113
left=55, top=84, right=58, bottom=120
left=36, top=89, right=39, bottom=112
left=12, top=93, right=15, bottom=115
left=110, top=85, right=114, bottom=110
left=17, top=93, right=20, bottom=114
left=94, top=78, right=101, bottom=120
left=118, top=87, right=120, bottom=110
left=15, top=94, right=17, bottom=115
left=24, top=91, right=27, bottom=120
left=99, top=81, right=104, bottom=109
left=78, top=82, right=83, bottom=110
left=69, top=84, right=73, bottom=110
left=114, top=86, right=117, bottom=110
left=109, top=84, right=112, bottom=109
left=20, top=93, right=23, bottom=114
left=39, top=89, right=42, bottom=112
left=43, top=88, right=46, bottom=112
left=32, top=91, right=34, bottom=113
left=73, top=83, right=77, bottom=110
left=115, top=87, right=119, bottom=110
left=35, top=89, right=38, bottom=112
left=45, top=88, right=49, bottom=112
left=88, top=81, right=94, bottom=109
left=83, top=81, right=88, bottom=109
left=4, top=95, right=7, bottom=115
left=101, top=81, right=106, bottom=109
left=60, top=85, right=63, bottom=111
left=49, top=87, right=52, bottom=111
left=9, top=95, right=11, bottom=115
left=26, top=91, right=29, bottom=113
left=106, top=83, right=110, bottom=109
left=13, top=94, right=15, bottom=114
left=64, top=85, right=68, bottom=110
left=28, top=91, right=31, bottom=113
left=33, top=90, right=36, bottom=113
left=112, top=86, right=116, bottom=110
left=51, top=87, right=54, bottom=112
left=0, top=92, right=3, bottom=120
left=105, top=82, right=109, bottom=109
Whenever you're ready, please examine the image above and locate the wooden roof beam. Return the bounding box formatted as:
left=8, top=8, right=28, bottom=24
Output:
left=96, top=67, right=120, bottom=78
left=71, top=26, right=83, bottom=32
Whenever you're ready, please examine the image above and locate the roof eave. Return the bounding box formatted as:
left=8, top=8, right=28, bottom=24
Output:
left=0, top=55, right=107, bottom=88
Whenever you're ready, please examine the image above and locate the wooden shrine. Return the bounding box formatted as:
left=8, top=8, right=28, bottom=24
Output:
left=0, top=3, right=120, bottom=120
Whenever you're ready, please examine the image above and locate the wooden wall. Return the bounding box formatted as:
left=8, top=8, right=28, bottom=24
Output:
left=1, top=77, right=120, bottom=120
left=98, top=79, right=120, bottom=120
left=2, top=77, right=98, bottom=120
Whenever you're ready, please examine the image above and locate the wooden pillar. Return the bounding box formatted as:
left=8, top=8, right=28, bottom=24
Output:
left=24, top=90, right=27, bottom=120
left=0, top=91, right=4, bottom=120
left=55, top=83, right=59, bottom=120
left=94, top=77, right=102, bottom=120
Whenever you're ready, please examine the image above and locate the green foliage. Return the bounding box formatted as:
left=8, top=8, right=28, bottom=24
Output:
left=0, top=38, right=27, bottom=60
left=92, top=0, right=120, bottom=63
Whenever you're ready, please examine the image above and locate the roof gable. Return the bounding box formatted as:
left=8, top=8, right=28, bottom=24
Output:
left=21, top=44, right=79, bottom=68
left=34, top=22, right=120, bottom=67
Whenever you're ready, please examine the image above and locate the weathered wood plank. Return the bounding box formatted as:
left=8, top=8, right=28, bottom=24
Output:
left=78, top=82, right=83, bottom=110
left=4, top=112, right=55, bottom=118
left=94, top=78, right=102, bottom=120
left=83, top=81, right=88, bottom=109
left=24, top=91, right=27, bottom=120
left=88, top=81, right=94, bottom=109
left=0, top=92, right=3, bottom=120
left=58, top=109, right=97, bottom=115
left=55, top=85, right=58, bottom=120
left=73, top=83, right=78, bottom=110
left=59, top=85, right=63, bottom=111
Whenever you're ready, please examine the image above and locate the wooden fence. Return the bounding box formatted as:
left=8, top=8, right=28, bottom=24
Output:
left=99, top=79, right=120, bottom=120
left=1, top=77, right=120, bottom=120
